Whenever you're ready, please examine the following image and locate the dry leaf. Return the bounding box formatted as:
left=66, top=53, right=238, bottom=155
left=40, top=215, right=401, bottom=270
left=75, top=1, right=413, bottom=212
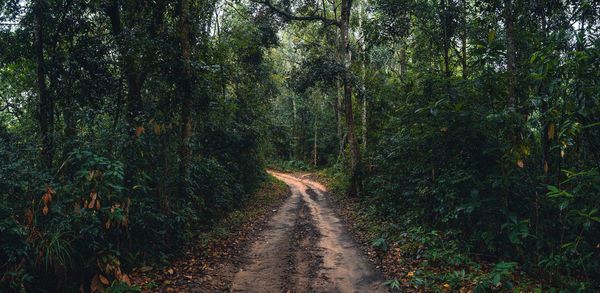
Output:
left=168, top=268, right=174, bottom=275
left=140, top=266, right=153, bottom=272
left=96, top=200, right=101, bottom=210
left=561, top=150, right=565, bottom=158
left=544, top=161, right=548, bottom=173
left=135, top=126, right=145, bottom=137
left=88, top=170, right=95, bottom=181
left=121, top=274, right=131, bottom=285
left=517, top=160, right=524, bottom=168
left=548, top=123, right=555, bottom=139
left=90, top=275, right=101, bottom=293
left=88, top=199, right=95, bottom=209
left=46, top=186, right=56, bottom=194
left=106, top=220, right=111, bottom=230
left=99, top=274, right=109, bottom=285
left=153, top=124, right=160, bottom=135
left=25, top=209, right=33, bottom=225
left=42, top=205, right=49, bottom=216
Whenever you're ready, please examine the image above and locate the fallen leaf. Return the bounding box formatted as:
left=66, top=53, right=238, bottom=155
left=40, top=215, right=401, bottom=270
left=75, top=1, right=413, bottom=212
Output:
left=517, top=160, right=524, bottom=168
left=43, top=205, right=49, bottom=216
left=140, top=266, right=153, bottom=272
left=168, top=268, right=174, bottom=275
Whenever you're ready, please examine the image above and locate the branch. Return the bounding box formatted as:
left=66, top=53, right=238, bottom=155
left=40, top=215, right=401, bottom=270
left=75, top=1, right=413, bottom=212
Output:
left=253, top=0, right=340, bottom=27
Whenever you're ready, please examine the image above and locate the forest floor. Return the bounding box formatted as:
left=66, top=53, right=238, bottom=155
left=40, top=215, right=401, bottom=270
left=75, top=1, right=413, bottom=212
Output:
left=129, top=171, right=389, bottom=292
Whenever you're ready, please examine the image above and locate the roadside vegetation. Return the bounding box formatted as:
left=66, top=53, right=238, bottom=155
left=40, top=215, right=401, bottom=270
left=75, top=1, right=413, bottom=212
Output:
left=1, top=0, right=599, bottom=292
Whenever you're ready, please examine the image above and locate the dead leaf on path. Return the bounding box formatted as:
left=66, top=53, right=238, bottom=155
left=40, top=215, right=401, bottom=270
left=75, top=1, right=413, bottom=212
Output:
left=140, top=266, right=153, bottom=272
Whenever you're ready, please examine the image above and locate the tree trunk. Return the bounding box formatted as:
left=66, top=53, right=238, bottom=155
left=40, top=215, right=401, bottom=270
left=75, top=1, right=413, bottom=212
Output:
left=461, top=0, right=468, bottom=80
left=178, top=0, right=193, bottom=204
left=314, top=101, right=318, bottom=167
left=341, top=0, right=361, bottom=196
left=504, top=0, right=516, bottom=107
left=34, top=0, right=52, bottom=169
left=359, top=0, right=367, bottom=149
left=106, top=0, right=143, bottom=127
left=292, top=94, right=298, bottom=161
left=441, top=0, right=451, bottom=78
left=336, top=77, right=344, bottom=163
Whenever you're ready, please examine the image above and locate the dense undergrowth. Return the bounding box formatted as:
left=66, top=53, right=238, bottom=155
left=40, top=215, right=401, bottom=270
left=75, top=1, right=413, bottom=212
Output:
left=0, top=1, right=277, bottom=291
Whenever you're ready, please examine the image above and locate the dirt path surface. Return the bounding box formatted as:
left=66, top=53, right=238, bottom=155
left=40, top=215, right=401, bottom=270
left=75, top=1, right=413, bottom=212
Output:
left=230, top=171, right=388, bottom=293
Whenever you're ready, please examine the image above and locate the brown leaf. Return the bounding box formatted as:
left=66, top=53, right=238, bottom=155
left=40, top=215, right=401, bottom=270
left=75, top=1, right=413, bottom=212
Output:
left=140, top=266, right=153, bottom=272
left=25, top=209, right=33, bottom=225
left=88, top=199, right=95, bottom=209
left=43, top=193, right=51, bottom=205
left=153, top=124, right=160, bottom=135
left=561, top=150, right=565, bottom=158
left=42, top=205, right=49, bottom=216
left=135, top=126, right=145, bottom=137
left=105, top=220, right=111, bottom=230
left=96, top=200, right=101, bottom=210
left=45, top=186, right=56, bottom=194
left=548, top=123, right=555, bottom=139
left=90, top=274, right=101, bottom=292
left=90, top=192, right=97, bottom=201
left=167, top=268, right=174, bottom=275
left=517, top=160, right=524, bottom=168
left=544, top=161, right=549, bottom=173
left=99, top=274, right=109, bottom=285
left=121, top=274, right=131, bottom=285
left=88, top=170, right=95, bottom=181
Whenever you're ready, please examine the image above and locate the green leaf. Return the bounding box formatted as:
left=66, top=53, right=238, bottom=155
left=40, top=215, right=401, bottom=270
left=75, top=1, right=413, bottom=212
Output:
left=488, top=29, right=495, bottom=44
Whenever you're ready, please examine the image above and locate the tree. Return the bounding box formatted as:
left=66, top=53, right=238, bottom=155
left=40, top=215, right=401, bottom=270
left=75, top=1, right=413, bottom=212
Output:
left=33, top=0, right=53, bottom=169
left=256, top=0, right=363, bottom=196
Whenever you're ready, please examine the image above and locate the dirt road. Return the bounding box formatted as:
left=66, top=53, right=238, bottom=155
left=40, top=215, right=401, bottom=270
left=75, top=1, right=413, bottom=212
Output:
left=230, top=171, right=387, bottom=293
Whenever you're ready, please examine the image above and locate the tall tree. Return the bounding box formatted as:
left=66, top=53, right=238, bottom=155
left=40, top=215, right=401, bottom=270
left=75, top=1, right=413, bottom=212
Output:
left=105, top=0, right=144, bottom=126
left=33, top=0, right=53, bottom=169
left=256, top=0, right=362, bottom=195
left=178, top=0, right=193, bottom=200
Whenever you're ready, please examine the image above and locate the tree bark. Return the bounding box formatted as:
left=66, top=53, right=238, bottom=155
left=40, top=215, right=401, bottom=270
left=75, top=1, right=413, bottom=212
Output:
left=34, top=0, right=52, bottom=169
left=179, top=0, right=193, bottom=203
left=441, top=0, right=451, bottom=78
left=313, top=97, right=318, bottom=167
left=504, top=0, right=516, bottom=107
left=341, top=0, right=361, bottom=196
left=359, top=0, right=367, bottom=149
left=105, top=0, right=143, bottom=127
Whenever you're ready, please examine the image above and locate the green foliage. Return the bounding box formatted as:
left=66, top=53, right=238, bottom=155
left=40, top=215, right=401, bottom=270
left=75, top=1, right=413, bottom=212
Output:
left=0, top=1, right=276, bottom=291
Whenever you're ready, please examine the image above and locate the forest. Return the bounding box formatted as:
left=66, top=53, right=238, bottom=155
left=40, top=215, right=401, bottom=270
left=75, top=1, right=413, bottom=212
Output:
left=0, top=0, right=599, bottom=292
